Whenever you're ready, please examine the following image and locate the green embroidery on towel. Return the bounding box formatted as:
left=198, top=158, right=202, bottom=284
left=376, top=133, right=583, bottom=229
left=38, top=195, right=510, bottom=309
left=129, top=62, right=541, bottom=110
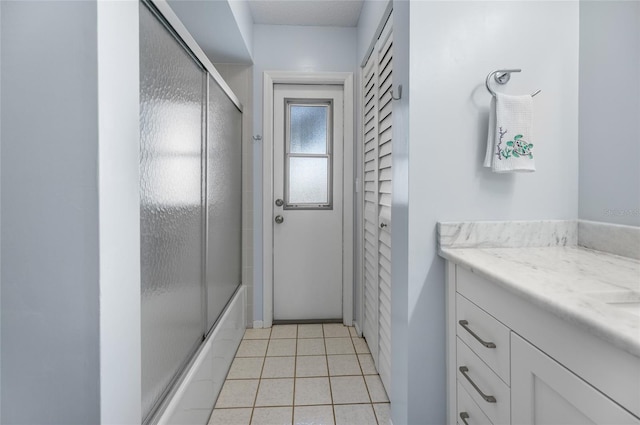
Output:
left=499, top=133, right=534, bottom=160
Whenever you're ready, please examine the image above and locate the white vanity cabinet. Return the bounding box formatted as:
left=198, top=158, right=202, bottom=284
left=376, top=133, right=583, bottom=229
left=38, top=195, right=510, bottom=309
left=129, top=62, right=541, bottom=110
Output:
left=446, top=262, right=640, bottom=425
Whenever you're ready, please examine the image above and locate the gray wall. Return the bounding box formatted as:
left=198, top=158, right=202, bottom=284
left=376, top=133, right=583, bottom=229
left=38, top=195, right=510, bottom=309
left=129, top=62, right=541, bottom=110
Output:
left=1, top=1, right=100, bottom=423
left=579, top=1, right=640, bottom=226
left=356, top=0, right=391, bottom=65
left=395, top=2, right=579, bottom=423
left=0, top=1, right=3, bottom=418
left=389, top=2, right=410, bottom=423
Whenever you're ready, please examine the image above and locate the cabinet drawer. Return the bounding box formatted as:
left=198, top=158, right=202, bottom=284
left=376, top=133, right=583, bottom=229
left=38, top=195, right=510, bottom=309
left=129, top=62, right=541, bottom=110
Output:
left=457, top=338, right=510, bottom=425
left=456, top=294, right=510, bottom=383
left=457, top=381, right=494, bottom=425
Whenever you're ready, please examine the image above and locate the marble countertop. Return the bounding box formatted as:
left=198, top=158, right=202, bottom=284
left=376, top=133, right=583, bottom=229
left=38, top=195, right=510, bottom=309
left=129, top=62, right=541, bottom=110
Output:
left=440, top=245, right=640, bottom=358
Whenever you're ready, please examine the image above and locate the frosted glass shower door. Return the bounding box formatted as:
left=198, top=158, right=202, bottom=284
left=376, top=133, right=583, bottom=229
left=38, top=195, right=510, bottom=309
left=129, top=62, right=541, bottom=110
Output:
left=139, top=3, right=206, bottom=421
left=206, top=76, right=242, bottom=331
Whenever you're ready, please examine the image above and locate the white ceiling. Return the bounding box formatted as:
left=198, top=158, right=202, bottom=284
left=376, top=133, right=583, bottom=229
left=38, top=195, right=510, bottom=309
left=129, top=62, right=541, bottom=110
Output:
left=169, top=0, right=253, bottom=63
left=249, top=0, right=364, bottom=27
left=167, top=0, right=364, bottom=65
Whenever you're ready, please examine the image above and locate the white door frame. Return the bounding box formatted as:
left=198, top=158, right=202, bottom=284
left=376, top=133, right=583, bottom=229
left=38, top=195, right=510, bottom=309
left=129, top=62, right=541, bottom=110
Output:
left=262, top=71, right=354, bottom=329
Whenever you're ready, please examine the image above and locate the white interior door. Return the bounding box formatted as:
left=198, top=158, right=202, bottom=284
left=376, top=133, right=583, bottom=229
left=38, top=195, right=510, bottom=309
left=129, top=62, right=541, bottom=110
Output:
left=362, top=12, right=393, bottom=394
left=273, top=84, right=344, bottom=321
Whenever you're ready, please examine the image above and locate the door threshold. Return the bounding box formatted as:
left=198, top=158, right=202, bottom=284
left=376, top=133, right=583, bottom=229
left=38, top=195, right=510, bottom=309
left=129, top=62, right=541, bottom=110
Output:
left=273, top=318, right=343, bottom=325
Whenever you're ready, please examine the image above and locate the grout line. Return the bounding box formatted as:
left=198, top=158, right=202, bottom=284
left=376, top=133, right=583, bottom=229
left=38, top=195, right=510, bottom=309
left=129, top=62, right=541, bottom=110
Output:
left=292, top=325, right=298, bottom=423
left=319, top=330, right=339, bottom=425
left=348, top=335, right=377, bottom=412
left=371, top=399, right=381, bottom=425
left=355, top=349, right=367, bottom=377
left=248, top=340, right=269, bottom=425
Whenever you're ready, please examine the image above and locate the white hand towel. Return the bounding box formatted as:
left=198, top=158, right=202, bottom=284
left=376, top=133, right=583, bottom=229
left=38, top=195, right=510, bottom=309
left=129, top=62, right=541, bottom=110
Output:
left=484, top=93, right=535, bottom=173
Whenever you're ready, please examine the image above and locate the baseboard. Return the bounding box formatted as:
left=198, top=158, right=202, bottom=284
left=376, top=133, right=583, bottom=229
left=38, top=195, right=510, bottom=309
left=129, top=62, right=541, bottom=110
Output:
left=253, top=320, right=264, bottom=329
left=353, top=321, right=363, bottom=337
left=155, top=286, right=246, bottom=425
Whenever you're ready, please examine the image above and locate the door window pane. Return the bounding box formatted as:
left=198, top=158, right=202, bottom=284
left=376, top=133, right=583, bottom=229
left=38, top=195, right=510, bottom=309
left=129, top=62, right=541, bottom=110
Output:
left=290, top=105, right=328, bottom=154
left=288, top=157, right=329, bottom=204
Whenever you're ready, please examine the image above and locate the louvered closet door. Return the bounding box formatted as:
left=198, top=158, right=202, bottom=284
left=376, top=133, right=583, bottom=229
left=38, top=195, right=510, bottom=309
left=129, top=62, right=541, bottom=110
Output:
left=362, top=13, right=393, bottom=395
left=362, top=51, right=379, bottom=365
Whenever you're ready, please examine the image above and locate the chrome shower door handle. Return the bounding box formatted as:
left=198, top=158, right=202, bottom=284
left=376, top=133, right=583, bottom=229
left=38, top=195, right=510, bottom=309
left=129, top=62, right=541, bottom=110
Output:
left=275, top=215, right=284, bottom=224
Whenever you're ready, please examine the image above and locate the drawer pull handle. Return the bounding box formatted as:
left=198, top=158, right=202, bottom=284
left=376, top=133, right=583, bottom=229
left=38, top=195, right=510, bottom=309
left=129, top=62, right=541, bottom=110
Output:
left=459, top=412, right=470, bottom=425
left=459, top=366, right=497, bottom=403
left=459, top=320, right=496, bottom=348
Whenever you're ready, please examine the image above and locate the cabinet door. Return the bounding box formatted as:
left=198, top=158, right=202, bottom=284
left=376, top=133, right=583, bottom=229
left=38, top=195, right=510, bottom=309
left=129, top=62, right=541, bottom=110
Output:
left=511, top=333, right=640, bottom=425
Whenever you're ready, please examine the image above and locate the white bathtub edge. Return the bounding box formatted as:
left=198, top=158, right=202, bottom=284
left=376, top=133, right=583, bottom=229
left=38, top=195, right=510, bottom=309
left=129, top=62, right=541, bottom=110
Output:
left=155, top=285, right=246, bottom=425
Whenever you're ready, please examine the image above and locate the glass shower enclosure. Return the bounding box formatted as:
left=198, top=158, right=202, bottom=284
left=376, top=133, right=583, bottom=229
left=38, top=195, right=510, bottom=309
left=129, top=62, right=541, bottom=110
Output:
left=139, top=2, right=243, bottom=422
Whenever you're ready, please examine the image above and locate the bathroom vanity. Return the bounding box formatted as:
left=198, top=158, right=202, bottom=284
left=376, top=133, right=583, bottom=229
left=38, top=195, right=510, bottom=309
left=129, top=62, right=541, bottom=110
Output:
left=438, top=221, right=640, bottom=425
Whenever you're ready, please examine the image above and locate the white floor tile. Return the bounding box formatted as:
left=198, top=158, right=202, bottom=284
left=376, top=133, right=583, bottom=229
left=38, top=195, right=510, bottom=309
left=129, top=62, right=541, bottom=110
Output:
left=364, top=375, right=389, bottom=403
left=294, top=377, right=332, bottom=406
left=294, top=405, right=335, bottom=425
left=297, top=324, right=324, bottom=338
left=322, top=324, right=350, bottom=338
left=236, top=340, right=269, bottom=357
left=255, top=378, right=294, bottom=407
left=208, top=408, right=252, bottom=425
left=220, top=323, right=389, bottom=425
left=357, top=354, right=377, bottom=375
left=333, top=404, right=377, bottom=425
left=251, top=407, right=293, bottom=425
left=228, top=357, right=265, bottom=379
left=327, top=355, right=361, bottom=376
left=330, top=376, right=370, bottom=404
left=296, top=356, right=329, bottom=378
left=262, top=356, right=295, bottom=378
left=325, top=338, right=355, bottom=355
left=267, top=339, right=297, bottom=357
left=244, top=328, right=272, bottom=340
left=373, top=403, right=391, bottom=425
left=351, top=338, right=370, bottom=354
left=271, top=325, right=298, bottom=339
left=215, top=380, right=259, bottom=408
left=297, top=338, right=326, bottom=356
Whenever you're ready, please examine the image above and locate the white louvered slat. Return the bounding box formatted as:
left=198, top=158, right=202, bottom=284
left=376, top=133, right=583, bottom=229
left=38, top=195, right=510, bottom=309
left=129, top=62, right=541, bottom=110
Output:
left=379, top=79, right=392, bottom=100
left=378, top=155, right=392, bottom=170
left=379, top=103, right=392, bottom=123
left=379, top=114, right=393, bottom=134
left=378, top=167, right=392, bottom=183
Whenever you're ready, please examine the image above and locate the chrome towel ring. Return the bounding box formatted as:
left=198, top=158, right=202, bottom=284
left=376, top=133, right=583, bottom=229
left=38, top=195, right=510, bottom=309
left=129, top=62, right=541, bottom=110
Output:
left=485, top=69, right=541, bottom=97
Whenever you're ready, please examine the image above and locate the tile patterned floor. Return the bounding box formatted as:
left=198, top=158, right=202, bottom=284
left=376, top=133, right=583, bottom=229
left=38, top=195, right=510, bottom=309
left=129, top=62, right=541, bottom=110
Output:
left=209, top=324, right=390, bottom=425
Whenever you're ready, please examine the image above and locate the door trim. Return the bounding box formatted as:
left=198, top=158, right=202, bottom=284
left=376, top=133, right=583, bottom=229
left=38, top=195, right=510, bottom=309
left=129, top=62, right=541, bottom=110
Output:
left=262, top=71, right=354, bottom=328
